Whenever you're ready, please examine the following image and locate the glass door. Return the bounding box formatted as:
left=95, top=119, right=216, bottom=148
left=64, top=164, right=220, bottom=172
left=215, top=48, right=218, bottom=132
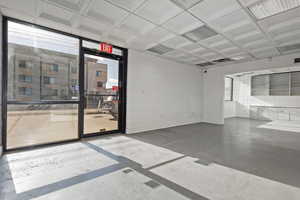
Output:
left=83, top=53, right=120, bottom=135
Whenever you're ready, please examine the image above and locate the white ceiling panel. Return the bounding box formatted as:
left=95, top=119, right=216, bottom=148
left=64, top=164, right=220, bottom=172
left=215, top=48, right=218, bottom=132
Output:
left=189, top=0, right=240, bottom=22
left=238, top=0, right=260, bottom=7
left=161, top=35, right=193, bottom=49
left=243, top=38, right=273, bottom=50
left=119, top=14, right=156, bottom=35
left=106, top=0, right=146, bottom=11
left=38, top=1, right=73, bottom=26
left=235, top=31, right=266, bottom=44
left=179, top=43, right=205, bottom=53
left=258, top=7, right=300, bottom=37
left=163, top=11, right=203, bottom=34
left=135, top=0, right=183, bottom=25
left=225, top=22, right=258, bottom=38
left=200, top=52, right=223, bottom=61
left=169, top=0, right=204, bottom=10
left=273, top=30, right=300, bottom=45
left=141, top=27, right=175, bottom=44
left=199, top=34, right=226, bottom=47
left=210, top=9, right=251, bottom=32
left=0, top=0, right=37, bottom=17
left=251, top=47, right=280, bottom=58
left=219, top=46, right=242, bottom=55
left=163, top=50, right=187, bottom=58
left=87, top=0, right=129, bottom=26
left=44, top=0, right=84, bottom=12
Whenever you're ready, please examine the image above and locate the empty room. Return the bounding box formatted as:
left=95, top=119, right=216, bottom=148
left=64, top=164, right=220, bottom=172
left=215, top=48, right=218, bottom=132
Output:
left=1, top=0, right=300, bottom=199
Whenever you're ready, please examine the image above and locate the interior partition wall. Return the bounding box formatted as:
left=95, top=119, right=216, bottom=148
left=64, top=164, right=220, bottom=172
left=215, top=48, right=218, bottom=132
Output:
left=2, top=17, right=128, bottom=151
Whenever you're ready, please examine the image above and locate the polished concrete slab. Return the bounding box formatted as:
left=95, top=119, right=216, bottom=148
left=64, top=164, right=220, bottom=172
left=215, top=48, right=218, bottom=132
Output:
left=1, top=118, right=300, bottom=200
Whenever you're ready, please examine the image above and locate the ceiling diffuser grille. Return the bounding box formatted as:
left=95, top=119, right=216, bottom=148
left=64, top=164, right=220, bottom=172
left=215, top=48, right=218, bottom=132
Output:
left=147, top=44, right=174, bottom=55
left=183, top=26, right=218, bottom=42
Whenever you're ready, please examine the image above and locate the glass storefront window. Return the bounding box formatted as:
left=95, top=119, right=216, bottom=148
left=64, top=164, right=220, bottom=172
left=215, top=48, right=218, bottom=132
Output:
left=7, top=21, right=80, bottom=102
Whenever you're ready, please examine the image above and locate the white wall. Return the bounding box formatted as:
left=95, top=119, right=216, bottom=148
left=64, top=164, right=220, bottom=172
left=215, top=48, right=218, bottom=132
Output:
left=203, top=52, right=300, bottom=124
left=126, top=50, right=203, bottom=134
left=224, top=101, right=236, bottom=118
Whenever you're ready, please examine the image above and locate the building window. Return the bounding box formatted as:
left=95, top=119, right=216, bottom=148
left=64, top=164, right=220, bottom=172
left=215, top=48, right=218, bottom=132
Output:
left=96, top=71, right=102, bottom=77
left=18, top=60, right=27, bottom=68
left=251, top=71, right=300, bottom=96
left=97, top=81, right=104, bottom=87
left=49, top=64, right=59, bottom=72
left=18, top=75, right=32, bottom=83
left=19, top=87, right=32, bottom=96
left=224, top=77, right=233, bottom=101
left=44, top=77, right=56, bottom=84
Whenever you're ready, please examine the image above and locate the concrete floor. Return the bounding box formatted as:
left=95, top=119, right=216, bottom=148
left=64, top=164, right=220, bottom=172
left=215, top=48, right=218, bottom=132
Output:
left=1, top=118, right=300, bottom=200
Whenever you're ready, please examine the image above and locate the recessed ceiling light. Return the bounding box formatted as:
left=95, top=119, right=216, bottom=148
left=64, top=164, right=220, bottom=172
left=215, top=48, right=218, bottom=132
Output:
left=147, top=44, right=174, bottom=55
left=249, top=0, right=300, bottom=20
left=183, top=25, right=218, bottom=42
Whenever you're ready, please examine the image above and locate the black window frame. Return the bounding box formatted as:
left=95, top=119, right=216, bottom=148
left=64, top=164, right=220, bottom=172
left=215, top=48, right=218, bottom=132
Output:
left=1, top=16, right=128, bottom=152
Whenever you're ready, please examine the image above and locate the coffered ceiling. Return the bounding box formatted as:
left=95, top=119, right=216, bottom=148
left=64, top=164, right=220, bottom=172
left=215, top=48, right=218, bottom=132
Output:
left=1, top=0, right=300, bottom=67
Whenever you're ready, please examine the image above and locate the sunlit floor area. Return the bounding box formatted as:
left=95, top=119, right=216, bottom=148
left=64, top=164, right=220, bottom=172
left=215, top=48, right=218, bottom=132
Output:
left=7, top=109, right=117, bottom=149
left=1, top=118, right=300, bottom=200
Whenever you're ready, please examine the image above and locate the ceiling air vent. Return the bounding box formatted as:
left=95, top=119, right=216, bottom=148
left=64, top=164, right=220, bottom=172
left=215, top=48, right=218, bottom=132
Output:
left=147, top=44, right=173, bottom=55
left=212, top=58, right=234, bottom=63
left=183, top=26, right=218, bottom=42
left=277, top=43, right=300, bottom=54
left=196, top=62, right=215, bottom=67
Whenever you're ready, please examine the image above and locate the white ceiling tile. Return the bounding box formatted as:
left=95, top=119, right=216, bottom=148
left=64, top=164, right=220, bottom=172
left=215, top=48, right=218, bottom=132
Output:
left=179, top=43, right=205, bottom=53
left=0, top=0, right=37, bottom=16
left=189, top=0, right=240, bottom=22
left=145, top=27, right=174, bottom=41
left=200, top=52, right=222, bottom=61
left=273, top=30, right=300, bottom=45
left=163, top=11, right=203, bottom=34
left=238, top=0, right=260, bottom=7
left=258, top=7, right=300, bottom=37
left=210, top=9, right=251, bottom=32
left=220, top=46, right=242, bottom=54
left=119, top=14, right=156, bottom=35
left=243, top=38, right=273, bottom=50
left=44, top=0, right=84, bottom=12
left=199, top=34, right=224, bottom=46
left=109, top=27, right=135, bottom=43
left=135, top=0, right=183, bottom=25
left=225, top=23, right=258, bottom=38
left=235, top=31, right=265, bottom=44
left=169, top=0, right=203, bottom=9
left=87, top=0, right=129, bottom=26
left=164, top=49, right=187, bottom=57
left=161, top=35, right=193, bottom=49
left=251, top=47, right=280, bottom=58
left=38, top=1, right=73, bottom=26
left=106, top=0, right=146, bottom=11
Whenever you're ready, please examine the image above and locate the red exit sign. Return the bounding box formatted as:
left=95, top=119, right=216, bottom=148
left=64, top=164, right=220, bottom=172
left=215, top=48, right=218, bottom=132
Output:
left=99, top=43, right=113, bottom=54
